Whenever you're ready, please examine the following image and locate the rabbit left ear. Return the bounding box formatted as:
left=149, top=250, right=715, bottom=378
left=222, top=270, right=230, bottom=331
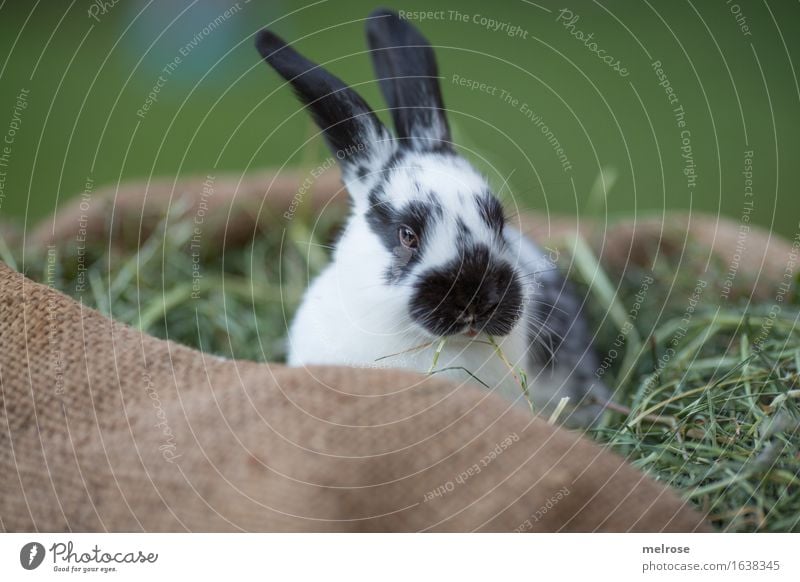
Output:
left=255, top=29, right=391, bottom=171
left=366, top=9, right=452, bottom=152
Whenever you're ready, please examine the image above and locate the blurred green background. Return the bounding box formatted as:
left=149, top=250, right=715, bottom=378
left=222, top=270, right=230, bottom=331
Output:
left=0, top=0, right=797, bottom=236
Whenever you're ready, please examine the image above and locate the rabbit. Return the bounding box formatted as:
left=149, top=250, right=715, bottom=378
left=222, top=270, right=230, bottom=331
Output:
left=255, top=8, right=610, bottom=427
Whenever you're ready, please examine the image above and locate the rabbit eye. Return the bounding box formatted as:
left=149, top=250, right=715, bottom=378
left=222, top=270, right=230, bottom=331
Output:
left=398, top=225, right=419, bottom=249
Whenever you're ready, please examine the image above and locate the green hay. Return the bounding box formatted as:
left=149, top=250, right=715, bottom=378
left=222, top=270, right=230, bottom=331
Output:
left=5, top=208, right=798, bottom=532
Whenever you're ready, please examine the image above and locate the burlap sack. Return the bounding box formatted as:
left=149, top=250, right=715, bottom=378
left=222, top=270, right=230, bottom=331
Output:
left=0, top=260, right=708, bottom=532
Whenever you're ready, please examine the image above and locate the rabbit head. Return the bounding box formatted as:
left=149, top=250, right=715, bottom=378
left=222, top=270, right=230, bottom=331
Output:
left=256, top=9, right=528, bottom=340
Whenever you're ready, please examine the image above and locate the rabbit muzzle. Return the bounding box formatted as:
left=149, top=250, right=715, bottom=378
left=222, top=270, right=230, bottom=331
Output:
left=408, top=245, right=523, bottom=338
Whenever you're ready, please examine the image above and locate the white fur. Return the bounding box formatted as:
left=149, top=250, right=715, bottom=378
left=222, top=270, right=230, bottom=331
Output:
left=287, top=153, right=569, bottom=410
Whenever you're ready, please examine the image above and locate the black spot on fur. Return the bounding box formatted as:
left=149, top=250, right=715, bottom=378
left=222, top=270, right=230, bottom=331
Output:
left=476, top=192, right=505, bottom=234
left=410, top=244, right=522, bottom=336
left=356, top=165, right=369, bottom=180
left=367, top=183, right=386, bottom=213
left=379, top=149, right=408, bottom=178
left=455, top=218, right=473, bottom=245
left=255, top=29, right=386, bottom=167
left=366, top=9, right=453, bottom=152
left=365, top=195, right=441, bottom=282
left=526, top=272, right=596, bottom=373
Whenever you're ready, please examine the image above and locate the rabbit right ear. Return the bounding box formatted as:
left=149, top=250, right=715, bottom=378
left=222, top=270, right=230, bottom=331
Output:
left=255, top=29, right=392, bottom=173
left=366, top=9, right=452, bottom=152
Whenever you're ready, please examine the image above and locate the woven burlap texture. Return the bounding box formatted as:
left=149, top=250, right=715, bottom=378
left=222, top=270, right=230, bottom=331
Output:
left=0, top=260, right=708, bottom=532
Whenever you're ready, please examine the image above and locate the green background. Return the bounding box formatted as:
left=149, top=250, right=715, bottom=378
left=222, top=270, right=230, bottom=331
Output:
left=0, top=0, right=797, bottom=237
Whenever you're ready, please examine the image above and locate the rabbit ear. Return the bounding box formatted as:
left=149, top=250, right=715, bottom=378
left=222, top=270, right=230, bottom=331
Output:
left=366, top=9, right=452, bottom=152
left=255, top=29, right=391, bottom=170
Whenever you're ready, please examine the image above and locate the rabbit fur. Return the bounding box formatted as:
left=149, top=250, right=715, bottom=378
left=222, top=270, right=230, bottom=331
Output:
left=255, top=9, right=609, bottom=426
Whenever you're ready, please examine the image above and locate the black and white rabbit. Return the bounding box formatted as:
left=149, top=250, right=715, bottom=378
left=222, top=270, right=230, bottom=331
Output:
left=255, top=9, right=610, bottom=427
